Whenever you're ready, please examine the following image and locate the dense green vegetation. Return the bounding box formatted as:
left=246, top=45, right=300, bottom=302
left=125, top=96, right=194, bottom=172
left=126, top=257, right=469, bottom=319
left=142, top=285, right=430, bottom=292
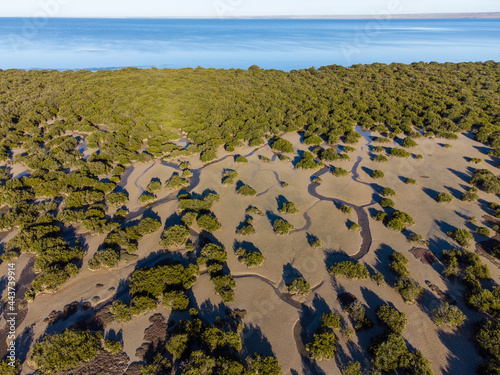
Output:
left=235, top=247, right=264, bottom=268
left=432, top=302, right=466, bottom=328
left=198, top=243, right=235, bottom=302
left=287, top=277, right=311, bottom=295
left=278, top=201, right=299, bottom=214
left=29, top=329, right=103, bottom=374
left=329, top=261, right=370, bottom=279
left=376, top=305, right=407, bottom=334
left=344, top=300, right=373, bottom=330
left=273, top=218, right=294, bottom=235
left=306, top=312, right=340, bottom=361
left=435, top=192, right=453, bottom=203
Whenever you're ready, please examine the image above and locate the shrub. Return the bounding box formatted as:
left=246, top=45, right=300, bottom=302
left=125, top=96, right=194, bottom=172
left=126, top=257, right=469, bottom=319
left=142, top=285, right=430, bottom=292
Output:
left=273, top=219, right=294, bottom=235
left=196, top=214, right=222, bottom=233
left=303, top=134, right=323, bottom=145
left=432, top=302, right=466, bottom=328
left=372, top=272, right=386, bottom=286
left=387, top=211, right=415, bottom=231
left=138, top=191, right=157, bottom=204
left=161, top=225, right=190, bottom=248
left=163, top=291, right=190, bottom=310
left=373, top=154, right=388, bottom=162
left=236, top=217, right=256, bottom=236
left=340, top=205, right=354, bottom=214
left=235, top=248, right=265, bottom=268
left=329, top=261, right=369, bottom=279
left=281, top=181, right=290, bottom=188
left=104, top=339, right=123, bottom=354
left=373, top=145, right=385, bottom=152
left=332, top=167, right=349, bottom=177
left=405, top=178, right=417, bottom=185
left=447, top=228, right=473, bottom=248
left=394, top=277, right=423, bottom=304
left=374, top=212, right=387, bottom=222
left=343, top=146, right=356, bottom=153
left=29, top=329, right=103, bottom=374
left=408, top=233, right=429, bottom=246
left=470, top=169, right=500, bottom=194
left=372, top=170, right=384, bottom=179
left=345, top=300, right=373, bottom=330
left=389, top=252, right=410, bottom=277
left=376, top=305, right=407, bottom=333
left=279, top=201, right=299, bottom=214
left=349, top=223, right=361, bottom=231
left=389, top=148, right=411, bottom=158
left=306, top=329, right=337, bottom=361
left=237, top=184, right=257, bottom=196
left=245, top=206, right=263, bottom=216
left=344, top=130, right=362, bottom=144
left=382, top=187, right=396, bottom=197
left=147, top=179, right=162, bottom=192
left=165, top=174, right=190, bottom=190
left=182, top=211, right=198, bottom=227
left=401, top=137, right=418, bottom=148
left=460, top=187, right=479, bottom=202
left=435, top=192, right=453, bottom=203
left=287, top=277, right=311, bottom=295
left=247, top=354, right=281, bottom=375
left=370, top=333, right=411, bottom=372
left=221, top=170, right=239, bottom=185
left=470, top=158, right=483, bottom=164
left=106, top=192, right=128, bottom=206
left=342, top=361, right=362, bottom=375
left=235, top=155, right=248, bottom=163
left=476, top=320, right=500, bottom=361
left=130, top=295, right=158, bottom=315
left=374, top=137, right=391, bottom=143
left=110, top=300, right=131, bottom=322
left=312, top=176, right=322, bottom=184
left=271, top=138, right=294, bottom=153
left=295, top=151, right=323, bottom=169
left=380, top=198, right=395, bottom=208
left=476, top=227, right=491, bottom=237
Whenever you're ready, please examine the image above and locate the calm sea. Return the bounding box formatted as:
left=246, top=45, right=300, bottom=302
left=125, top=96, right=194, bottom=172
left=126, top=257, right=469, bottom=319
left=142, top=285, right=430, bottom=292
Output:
left=0, top=18, right=499, bottom=71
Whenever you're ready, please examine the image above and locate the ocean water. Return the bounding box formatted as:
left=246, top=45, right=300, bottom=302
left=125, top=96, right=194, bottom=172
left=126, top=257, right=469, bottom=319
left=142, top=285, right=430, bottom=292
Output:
left=0, top=18, right=499, bottom=71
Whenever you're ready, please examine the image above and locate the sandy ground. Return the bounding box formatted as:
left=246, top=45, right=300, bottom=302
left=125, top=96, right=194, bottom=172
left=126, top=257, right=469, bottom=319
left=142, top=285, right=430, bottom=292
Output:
left=0, top=130, right=499, bottom=374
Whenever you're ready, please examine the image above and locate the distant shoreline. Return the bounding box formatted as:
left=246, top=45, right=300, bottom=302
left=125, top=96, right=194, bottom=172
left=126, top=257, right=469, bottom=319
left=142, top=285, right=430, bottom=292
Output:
left=1, top=12, right=500, bottom=20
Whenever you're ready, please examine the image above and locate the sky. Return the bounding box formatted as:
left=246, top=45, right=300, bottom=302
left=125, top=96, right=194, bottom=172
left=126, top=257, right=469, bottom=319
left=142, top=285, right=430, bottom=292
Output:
left=0, top=0, right=499, bottom=18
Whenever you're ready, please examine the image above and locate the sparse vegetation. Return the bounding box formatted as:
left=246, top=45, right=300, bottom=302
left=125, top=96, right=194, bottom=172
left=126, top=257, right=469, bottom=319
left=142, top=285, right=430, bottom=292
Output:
left=287, top=277, right=311, bottom=295
left=435, top=192, right=453, bottom=203
left=432, top=302, right=466, bottom=328
left=372, top=169, right=384, bottom=179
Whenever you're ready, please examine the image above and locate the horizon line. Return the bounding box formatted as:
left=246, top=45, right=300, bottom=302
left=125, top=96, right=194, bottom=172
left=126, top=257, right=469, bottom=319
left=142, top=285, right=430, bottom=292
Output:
left=1, top=12, right=500, bottom=20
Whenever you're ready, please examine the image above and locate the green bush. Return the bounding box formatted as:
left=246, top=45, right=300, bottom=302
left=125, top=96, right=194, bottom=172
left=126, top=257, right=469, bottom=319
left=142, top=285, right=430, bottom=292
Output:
left=296, top=152, right=323, bottom=169
left=161, top=224, right=190, bottom=248
left=245, top=205, right=264, bottom=215
left=110, top=300, right=131, bottom=322
left=138, top=191, right=157, bottom=204
left=374, top=212, right=388, bottom=222
left=432, top=302, right=466, bottom=328
left=447, top=228, right=473, bottom=248
left=29, top=329, right=103, bottom=374
left=394, top=277, right=423, bottom=304
left=235, top=248, right=265, bottom=268
left=476, top=226, right=491, bottom=237
left=389, top=148, right=411, bottom=158
left=369, top=333, right=410, bottom=372
left=104, top=339, right=123, bottom=354
left=380, top=198, right=395, bottom=208
left=287, top=277, right=311, bottom=295
left=237, top=184, right=257, bottom=196
left=342, top=361, right=362, bottom=375
left=382, top=187, right=396, bottom=197
left=329, top=261, right=369, bottom=279
left=460, top=187, right=479, bottom=202
left=197, top=214, right=222, bottom=233
left=373, top=155, right=389, bottom=163
left=372, top=170, right=384, bottom=179
left=376, top=305, right=407, bottom=333
left=235, top=155, right=248, bottom=163
left=303, top=134, right=323, bottom=145
left=165, top=173, right=190, bottom=190
left=345, top=300, right=373, bottom=330
left=306, top=329, right=337, bottom=361
left=435, top=192, right=453, bottom=203
left=476, top=320, right=500, bottom=361
left=271, top=138, right=294, bottom=153
left=163, top=290, right=190, bottom=310
left=387, top=211, right=415, bottom=232
left=221, top=170, right=239, bottom=185
left=279, top=201, right=299, bottom=214
left=372, top=272, right=386, bottom=286
left=273, top=219, right=294, bottom=235
left=470, top=157, right=483, bottom=164
left=389, top=252, right=410, bottom=277
left=130, top=295, right=158, bottom=315
left=405, top=178, right=417, bottom=185
left=401, top=137, right=418, bottom=148
left=340, top=205, right=354, bottom=214
left=470, top=169, right=500, bottom=194
left=147, top=179, right=162, bottom=192
left=349, top=223, right=361, bottom=231
left=332, top=167, right=349, bottom=177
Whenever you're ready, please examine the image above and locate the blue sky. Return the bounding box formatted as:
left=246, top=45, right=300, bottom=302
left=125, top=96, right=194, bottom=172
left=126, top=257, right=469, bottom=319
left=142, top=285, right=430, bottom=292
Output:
left=1, top=0, right=498, bottom=18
